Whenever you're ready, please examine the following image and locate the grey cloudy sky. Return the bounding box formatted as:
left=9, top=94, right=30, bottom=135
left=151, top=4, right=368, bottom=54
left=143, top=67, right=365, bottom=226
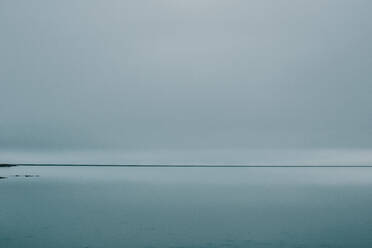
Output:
left=1, top=0, right=372, bottom=163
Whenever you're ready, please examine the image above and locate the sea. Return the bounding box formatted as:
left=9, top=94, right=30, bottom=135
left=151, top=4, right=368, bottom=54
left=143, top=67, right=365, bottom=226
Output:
left=1, top=165, right=372, bottom=248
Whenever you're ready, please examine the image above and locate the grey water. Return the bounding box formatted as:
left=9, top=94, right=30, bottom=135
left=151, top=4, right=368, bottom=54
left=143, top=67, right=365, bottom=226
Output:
left=1, top=166, right=372, bottom=248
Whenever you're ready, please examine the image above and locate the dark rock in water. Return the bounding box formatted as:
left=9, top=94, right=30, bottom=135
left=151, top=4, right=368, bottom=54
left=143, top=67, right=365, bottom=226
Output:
left=12, top=174, right=40, bottom=178
left=0, top=163, right=17, bottom=167
left=0, top=175, right=39, bottom=180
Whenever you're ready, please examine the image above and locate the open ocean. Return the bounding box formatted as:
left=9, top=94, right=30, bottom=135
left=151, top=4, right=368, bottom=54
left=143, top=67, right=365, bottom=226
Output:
left=1, top=166, right=372, bottom=248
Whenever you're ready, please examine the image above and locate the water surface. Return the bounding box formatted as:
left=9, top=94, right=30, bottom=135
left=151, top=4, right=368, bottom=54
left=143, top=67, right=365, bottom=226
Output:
left=1, top=166, right=372, bottom=248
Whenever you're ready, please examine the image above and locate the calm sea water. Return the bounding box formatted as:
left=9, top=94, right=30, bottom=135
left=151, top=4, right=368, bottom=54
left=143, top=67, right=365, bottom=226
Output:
left=1, top=166, right=372, bottom=248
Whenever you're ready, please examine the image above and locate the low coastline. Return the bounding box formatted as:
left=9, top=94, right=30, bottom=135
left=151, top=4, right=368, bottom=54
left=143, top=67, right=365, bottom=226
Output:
left=0, top=163, right=17, bottom=167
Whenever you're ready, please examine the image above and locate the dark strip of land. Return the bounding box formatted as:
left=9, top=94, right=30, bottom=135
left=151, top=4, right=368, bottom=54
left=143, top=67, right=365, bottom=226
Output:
left=12, top=164, right=372, bottom=167
left=0, top=164, right=17, bottom=167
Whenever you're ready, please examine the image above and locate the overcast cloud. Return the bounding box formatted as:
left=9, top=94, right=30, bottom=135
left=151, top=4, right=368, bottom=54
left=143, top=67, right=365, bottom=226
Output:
left=1, top=0, right=371, bottom=163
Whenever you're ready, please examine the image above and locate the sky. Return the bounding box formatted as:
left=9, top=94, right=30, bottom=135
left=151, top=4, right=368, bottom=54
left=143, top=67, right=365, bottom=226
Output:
left=1, top=0, right=372, bottom=164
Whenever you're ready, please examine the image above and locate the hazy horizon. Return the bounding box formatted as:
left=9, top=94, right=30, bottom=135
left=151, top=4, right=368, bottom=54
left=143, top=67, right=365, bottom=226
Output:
left=1, top=148, right=372, bottom=166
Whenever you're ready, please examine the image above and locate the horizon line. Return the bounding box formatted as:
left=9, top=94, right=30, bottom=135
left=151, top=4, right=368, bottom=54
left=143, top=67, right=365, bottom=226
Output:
left=8, top=163, right=372, bottom=168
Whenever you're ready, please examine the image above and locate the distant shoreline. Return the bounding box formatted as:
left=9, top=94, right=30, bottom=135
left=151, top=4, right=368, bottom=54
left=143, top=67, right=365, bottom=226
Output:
left=6, top=164, right=372, bottom=167
left=0, top=164, right=17, bottom=167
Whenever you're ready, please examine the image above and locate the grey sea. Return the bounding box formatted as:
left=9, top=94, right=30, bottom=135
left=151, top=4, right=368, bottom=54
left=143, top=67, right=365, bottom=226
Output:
left=1, top=166, right=372, bottom=248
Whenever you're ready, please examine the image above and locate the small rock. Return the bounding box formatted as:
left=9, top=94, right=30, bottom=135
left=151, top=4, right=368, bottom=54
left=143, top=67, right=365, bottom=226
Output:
left=11, top=175, right=40, bottom=178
